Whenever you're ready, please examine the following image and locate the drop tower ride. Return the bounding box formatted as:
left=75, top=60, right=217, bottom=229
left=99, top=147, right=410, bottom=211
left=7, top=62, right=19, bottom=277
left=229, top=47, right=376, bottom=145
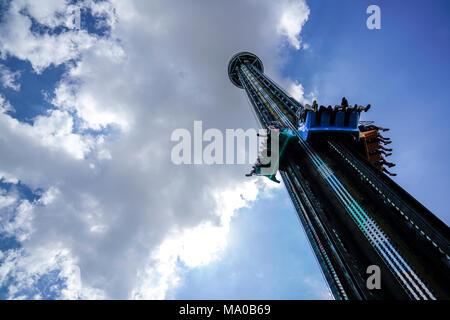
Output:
left=228, top=52, right=450, bottom=300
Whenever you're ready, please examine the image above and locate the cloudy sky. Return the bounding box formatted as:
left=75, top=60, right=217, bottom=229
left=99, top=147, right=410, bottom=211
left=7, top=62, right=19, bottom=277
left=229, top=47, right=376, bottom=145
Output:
left=0, top=0, right=449, bottom=299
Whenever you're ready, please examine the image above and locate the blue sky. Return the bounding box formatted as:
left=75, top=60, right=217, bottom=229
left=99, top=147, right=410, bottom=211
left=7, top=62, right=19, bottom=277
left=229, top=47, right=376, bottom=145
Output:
left=0, top=0, right=448, bottom=300
left=173, top=187, right=330, bottom=299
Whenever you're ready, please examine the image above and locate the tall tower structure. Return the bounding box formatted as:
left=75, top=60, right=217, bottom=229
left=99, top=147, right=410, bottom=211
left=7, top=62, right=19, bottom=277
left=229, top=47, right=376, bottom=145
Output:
left=228, top=52, right=450, bottom=300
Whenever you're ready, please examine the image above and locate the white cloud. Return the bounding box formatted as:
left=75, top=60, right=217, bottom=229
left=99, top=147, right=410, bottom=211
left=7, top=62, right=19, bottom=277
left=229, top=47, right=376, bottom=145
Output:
left=0, top=170, right=19, bottom=184
left=0, top=0, right=312, bottom=299
left=277, top=0, right=310, bottom=50
left=0, top=0, right=108, bottom=73
left=0, top=186, right=105, bottom=299
left=2, top=200, right=34, bottom=242
left=0, top=245, right=105, bottom=299
left=287, top=79, right=317, bottom=105
left=0, top=64, right=21, bottom=91
left=52, top=59, right=130, bottom=131
left=0, top=107, right=94, bottom=160
left=131, top=179, right=270, bottom=299
left=289, top=81, right=307, bottom=103
left=0, top=189, right=17, bottom=210
left=0, top=94, right=15, bottom=113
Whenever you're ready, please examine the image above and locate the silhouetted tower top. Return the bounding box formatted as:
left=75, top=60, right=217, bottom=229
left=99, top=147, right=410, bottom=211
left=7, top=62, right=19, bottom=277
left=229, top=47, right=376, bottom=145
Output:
left=228, top=52, right=264, bottom=89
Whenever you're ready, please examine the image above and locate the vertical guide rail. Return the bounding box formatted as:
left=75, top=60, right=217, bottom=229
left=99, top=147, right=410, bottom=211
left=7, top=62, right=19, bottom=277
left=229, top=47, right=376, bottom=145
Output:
left=282, top=169, right=352, bottom=299
left=238, top=62, right=351, bottom=299
left=238, top=63, right=436, bottom=300
left=327, top=140, right=450, bottom=261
